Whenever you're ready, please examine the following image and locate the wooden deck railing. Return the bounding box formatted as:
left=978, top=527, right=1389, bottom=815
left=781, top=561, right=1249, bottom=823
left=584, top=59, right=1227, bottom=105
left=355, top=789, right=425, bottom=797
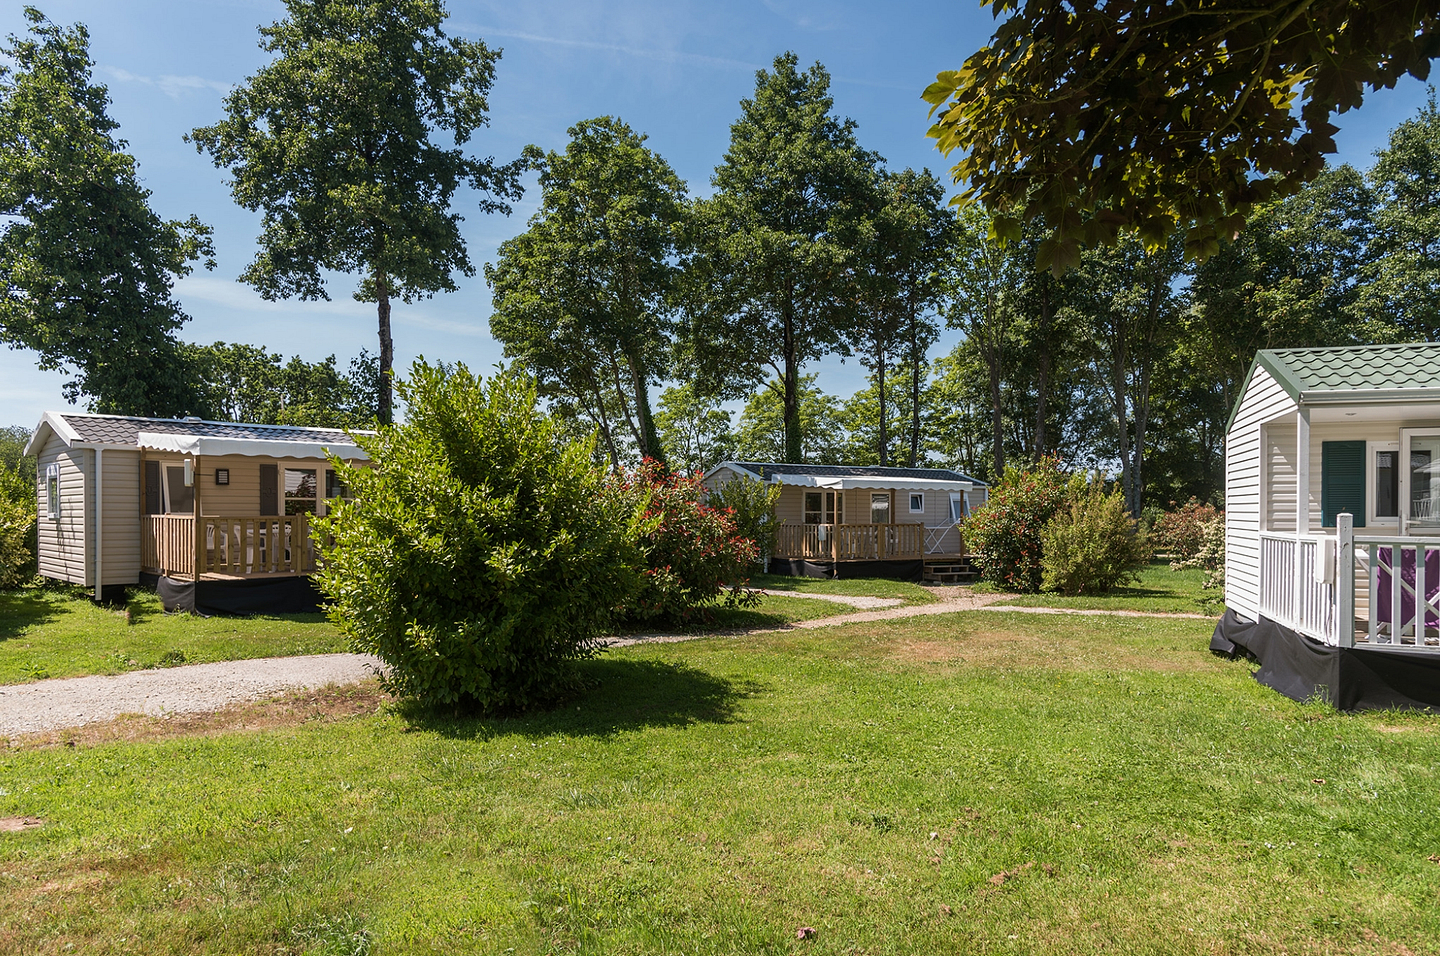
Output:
left=142, top=514, right=315, bottom=579
left=775, top=522, right=926, bottom=561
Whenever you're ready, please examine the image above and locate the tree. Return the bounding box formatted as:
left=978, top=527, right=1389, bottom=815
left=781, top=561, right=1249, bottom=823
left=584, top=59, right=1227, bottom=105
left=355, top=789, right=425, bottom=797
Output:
left=654, top=383, right=733, bottom=475
left=488, top=117, right=685, bottom=466
left=190, top=0, right=522, bottom=424
left=944, top=206, right=1023, bottom=476
left=185, top=342, right=379, bottom=427
left=836, top=370, right=921, bottom=467
left=0, top=7, right=214, bottom=414
left=923, top=0, right=1440, bottom=270
left=683, top=53, right=878, bottom=462
left=849, top=168, right=950, bottom=466
left=732, top=375, right=845, bottom=464
left=1358, top=93, right=1440, bottom=340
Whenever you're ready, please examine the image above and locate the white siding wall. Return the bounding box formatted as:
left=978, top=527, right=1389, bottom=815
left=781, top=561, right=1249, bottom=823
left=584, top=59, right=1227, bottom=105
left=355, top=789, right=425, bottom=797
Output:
left=35, top=434, right=89, bottom=585
left=1225, top=366, right=1298, bottom=619
left=1266, top=421, right=1297, bottom=533
left=701, top=466, right=741, bottom=495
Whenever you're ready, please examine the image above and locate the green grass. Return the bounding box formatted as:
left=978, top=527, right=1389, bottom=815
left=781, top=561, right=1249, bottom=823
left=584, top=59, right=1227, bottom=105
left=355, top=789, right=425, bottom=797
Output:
left=4, top=611, right=1438, bottom=954
left=615, top=592, right=856, bottom=635
left=0, top=586, right=345, bottom=685
left=982, top=560, right=1222, bottom=614
left=749, top=573, right=937, bottom=605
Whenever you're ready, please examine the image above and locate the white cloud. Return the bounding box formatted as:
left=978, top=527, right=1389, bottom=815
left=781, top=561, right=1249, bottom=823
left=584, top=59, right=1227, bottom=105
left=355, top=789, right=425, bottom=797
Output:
left=100, top=65, right=232, bottom=99
left=457, top=24, right=760, bottom=74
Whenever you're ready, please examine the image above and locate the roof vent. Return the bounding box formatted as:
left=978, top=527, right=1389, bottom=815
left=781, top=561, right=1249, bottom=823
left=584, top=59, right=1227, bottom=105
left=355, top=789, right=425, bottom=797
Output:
left=183, top=416, right=202, bottom=423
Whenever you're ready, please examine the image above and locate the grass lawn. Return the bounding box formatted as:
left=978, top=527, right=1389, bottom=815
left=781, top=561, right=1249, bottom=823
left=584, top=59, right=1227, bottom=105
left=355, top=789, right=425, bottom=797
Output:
left=984, top=560, right=1222, bottom=614
left=749, top=572, right=937, bottom=605
left=5, top=611, right=1439, bottom=954
left=0, top=586, right=345, bottom=685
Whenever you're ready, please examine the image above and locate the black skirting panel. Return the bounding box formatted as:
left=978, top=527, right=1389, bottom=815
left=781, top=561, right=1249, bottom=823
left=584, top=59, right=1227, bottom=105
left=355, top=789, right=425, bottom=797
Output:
left=1211, top=609, right=1440, bottom=711
left=140, top=572, right=325, bottom=616
left=766, top=558, right=924, bottom=582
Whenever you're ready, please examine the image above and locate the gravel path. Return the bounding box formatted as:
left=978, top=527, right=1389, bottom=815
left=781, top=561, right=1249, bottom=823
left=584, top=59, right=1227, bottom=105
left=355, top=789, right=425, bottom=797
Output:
left=753, top=588, right=905, bottom=609
left=0, top=653, right=382, bottom=738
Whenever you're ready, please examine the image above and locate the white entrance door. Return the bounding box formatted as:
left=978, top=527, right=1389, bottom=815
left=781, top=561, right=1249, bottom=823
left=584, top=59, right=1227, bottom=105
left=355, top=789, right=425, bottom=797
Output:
left=1400, top=429, right=1440, bottom=535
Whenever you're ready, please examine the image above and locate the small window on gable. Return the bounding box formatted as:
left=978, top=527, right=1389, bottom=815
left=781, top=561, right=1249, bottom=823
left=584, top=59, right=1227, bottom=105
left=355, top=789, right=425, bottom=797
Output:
left=909, top=492, right=924, bottom=513
left=45, top=463, right=60, bottom=520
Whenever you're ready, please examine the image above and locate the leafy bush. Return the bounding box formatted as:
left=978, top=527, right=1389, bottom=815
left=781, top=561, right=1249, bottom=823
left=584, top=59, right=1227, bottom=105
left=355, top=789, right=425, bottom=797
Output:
left=706, top=474, right=781, bottom=565
left=965, top=456, right=1072, bottom=592
left=1152, top=497, right=1223, bottom=561
left=314, top=362, right=642, bottom=713
left=611, top=461, right=758, bottom=626
left=0, top=498, right=36, bottom=589
left=1173, top=514, right=1226, bottom=593
left=1040, top=479, right=1148, bottom=595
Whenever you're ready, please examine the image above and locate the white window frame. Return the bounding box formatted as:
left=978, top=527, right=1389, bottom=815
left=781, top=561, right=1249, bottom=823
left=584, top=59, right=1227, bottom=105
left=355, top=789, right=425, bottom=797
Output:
left=1399, top=427, right=1440, bottom=535
left=45, top=463, right=60, bottom=520
left=949, top=492, right=968, bottom=523
left=1367, top=440, right=1400, bottom=527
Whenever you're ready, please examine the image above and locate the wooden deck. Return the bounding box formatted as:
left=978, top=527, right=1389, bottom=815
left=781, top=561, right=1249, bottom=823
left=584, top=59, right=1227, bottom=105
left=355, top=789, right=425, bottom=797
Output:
left=774, top=523, right=964, bottom=562
left=142, top=514, right=316, bottom=580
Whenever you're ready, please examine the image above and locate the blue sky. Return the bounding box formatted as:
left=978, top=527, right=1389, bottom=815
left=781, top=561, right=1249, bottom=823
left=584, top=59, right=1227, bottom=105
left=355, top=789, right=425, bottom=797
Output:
left=1, top=0, right=1433, bottom=429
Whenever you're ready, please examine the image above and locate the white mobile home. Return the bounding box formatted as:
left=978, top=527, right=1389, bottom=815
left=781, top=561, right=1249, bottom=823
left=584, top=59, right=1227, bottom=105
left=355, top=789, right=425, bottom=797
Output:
left=1220, top=344, right=1440, bottom=707
left=26, top=412, right=368, bottom=612
left=704, top=461, right=987, bottom=581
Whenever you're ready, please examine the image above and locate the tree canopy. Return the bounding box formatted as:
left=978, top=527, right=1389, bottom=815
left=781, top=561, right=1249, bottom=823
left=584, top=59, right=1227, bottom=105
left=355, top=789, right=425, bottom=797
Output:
left=189, top=0, right=522, bottom=423
left=0, top=7, right=214, bottom=415
left=924, top=0, right=1440, bottom=272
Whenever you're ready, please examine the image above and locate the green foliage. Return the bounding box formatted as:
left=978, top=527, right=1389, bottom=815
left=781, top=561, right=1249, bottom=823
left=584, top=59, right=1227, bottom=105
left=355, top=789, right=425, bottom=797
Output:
left=0, top=7, right=214, bottom=414
left=924, top=0, right=1440, bottom=269
left=190, top=0, right=523, bottom=423
left=1173, top=514, right=1227, bottom=595
left=487, top=117, right=685, bottom=467
left=654, top=383, right=733, bottom=475
left=313, top=362, right=641, bottom=712
left=1040, top=479, right=1148, bottom=596
left=0, top=426, right=35, bottom=588
left=610, top=461, right=758, bottom=626
left=683, top=52, right=879, bottom=462
left=732, top=375, right=844, bottom=463
left=707, top=475, right=781, bottom=565
left=184, top=342, right=379, bottom=427
left=1152, top=498, right=1225, bottom=562
left=965, top=457, right=1071, bottom=593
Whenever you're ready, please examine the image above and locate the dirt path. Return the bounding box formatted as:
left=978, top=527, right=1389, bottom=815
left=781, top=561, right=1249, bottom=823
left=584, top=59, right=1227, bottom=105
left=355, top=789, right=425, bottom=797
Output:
left=753, top=588, right=905, bottom=609
left=0, top=653, right=382, bottom=738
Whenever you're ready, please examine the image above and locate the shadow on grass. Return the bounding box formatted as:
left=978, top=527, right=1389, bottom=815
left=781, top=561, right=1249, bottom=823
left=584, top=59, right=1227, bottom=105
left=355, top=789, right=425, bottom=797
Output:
left=402, top=657, right=764, bottom=742
left=0, top=588, right=61, bottom=640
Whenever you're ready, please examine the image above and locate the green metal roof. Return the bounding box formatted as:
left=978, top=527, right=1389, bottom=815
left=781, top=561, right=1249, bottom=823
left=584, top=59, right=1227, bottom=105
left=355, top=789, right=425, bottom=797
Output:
left=1227, top=342, right=1440, bottom=433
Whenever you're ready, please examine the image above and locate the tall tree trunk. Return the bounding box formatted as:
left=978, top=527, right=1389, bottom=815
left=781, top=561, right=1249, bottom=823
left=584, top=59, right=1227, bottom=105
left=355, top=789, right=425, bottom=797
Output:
left=782, top=299, right=802, bottom=463
left=1032, top=288, right=1053, bottom=461
left=877, top=342, right=888, bottom=466
left=376, top=269, right=393, bottom=425
left=626, top=351, right=666, bottom=468
left=908, top=309, right=922, bottom=468
left=987, top=351, right=1005, bottom=478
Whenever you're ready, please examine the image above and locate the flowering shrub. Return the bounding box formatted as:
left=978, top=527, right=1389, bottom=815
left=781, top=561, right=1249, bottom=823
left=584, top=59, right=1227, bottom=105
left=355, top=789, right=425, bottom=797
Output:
left=1153, top=498, right=1223, bottom=562
left=1173, top=514, right=1226, bottom=594
left=611, top=461, right=759, bottom=625
left=707, top=475, right=781, bottom=565
left=965, top=456, right=1073, bottom=592
left=1041, top=479, right=1147, bottom=595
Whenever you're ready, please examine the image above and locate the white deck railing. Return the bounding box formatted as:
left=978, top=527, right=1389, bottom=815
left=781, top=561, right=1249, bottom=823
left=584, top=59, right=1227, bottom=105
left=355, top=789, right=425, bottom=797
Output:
left=1259, top=516, right=1440, bottom=651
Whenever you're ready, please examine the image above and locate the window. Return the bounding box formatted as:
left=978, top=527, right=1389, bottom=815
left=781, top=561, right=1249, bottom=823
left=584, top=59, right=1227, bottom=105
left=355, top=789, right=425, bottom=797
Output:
left=870, top=492, right=890, bottom=525
left=325, top=469, right=349, bottom=500
left=949, top=492, right=967, bottom=523
left=284, top=468, right=317, bottom=515
left=909, top=492, right=924, bottom=514
left=1375, top=449, right=1399, bottom=519
left=163, top=464, right=195, bottom=514
left=1409, top=438, right=1440, bottom=530
left=45, top=464, right=60, bottom=519
left=803, top=490, right=839, bottom=524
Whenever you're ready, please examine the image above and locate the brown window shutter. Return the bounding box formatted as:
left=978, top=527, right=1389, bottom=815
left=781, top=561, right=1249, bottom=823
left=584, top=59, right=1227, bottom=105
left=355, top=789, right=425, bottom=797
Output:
left=260, top=463, right=278, bottom=515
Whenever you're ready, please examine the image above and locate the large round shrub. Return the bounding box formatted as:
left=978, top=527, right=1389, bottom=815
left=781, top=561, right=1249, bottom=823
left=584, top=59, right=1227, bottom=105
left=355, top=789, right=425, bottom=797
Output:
left=314, top=362, right=642, bottom=712
left=611, top=460, right=758, bottom=626
left=965, top=456, right=1071, bottom=592
left=1040, top=479, right=1148, bottom=595
left=706, top=474, right=780, bottom=567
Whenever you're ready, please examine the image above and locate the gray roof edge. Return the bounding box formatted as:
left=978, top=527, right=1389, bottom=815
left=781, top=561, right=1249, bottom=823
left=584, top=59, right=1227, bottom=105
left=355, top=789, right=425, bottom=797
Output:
left=726, top=460, right=988, bottom=486
left=56, top=411, right=365, bottom=436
